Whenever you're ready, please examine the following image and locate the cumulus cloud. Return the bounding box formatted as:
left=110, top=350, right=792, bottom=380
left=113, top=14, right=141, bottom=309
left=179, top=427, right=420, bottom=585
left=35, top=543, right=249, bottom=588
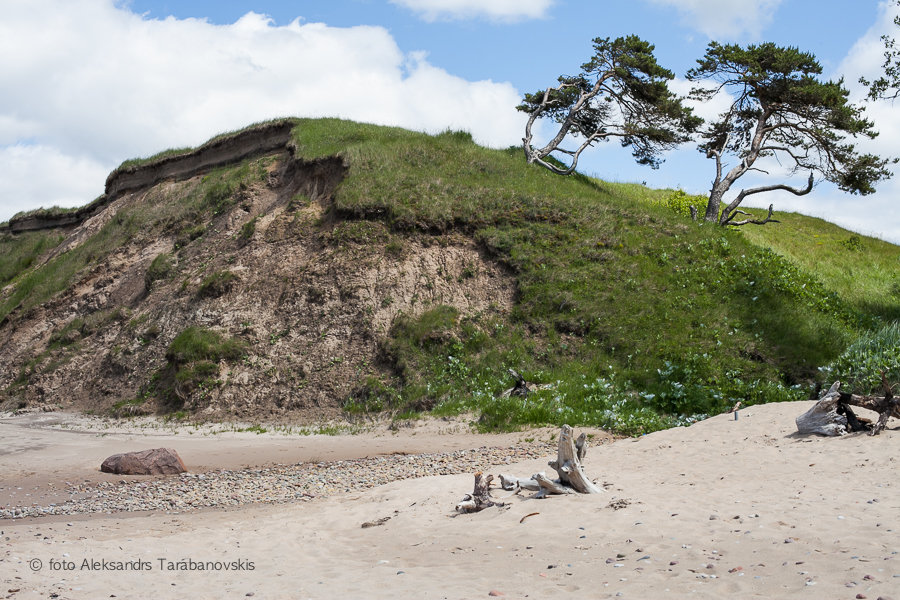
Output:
left=642, top=0, right=783, bottom=39
left=0, top=0, right=526, bottom=222
left=390, top=0, right=554, bottom=22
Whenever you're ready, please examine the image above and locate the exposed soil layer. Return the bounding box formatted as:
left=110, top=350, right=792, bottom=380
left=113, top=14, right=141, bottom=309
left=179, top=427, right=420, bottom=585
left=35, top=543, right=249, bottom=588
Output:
left=2, top=119, right=296, bottom=234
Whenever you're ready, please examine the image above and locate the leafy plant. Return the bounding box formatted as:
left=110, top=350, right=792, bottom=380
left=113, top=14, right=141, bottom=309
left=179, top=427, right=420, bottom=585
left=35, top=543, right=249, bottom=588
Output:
left=822, top=321, right=900, bottom=395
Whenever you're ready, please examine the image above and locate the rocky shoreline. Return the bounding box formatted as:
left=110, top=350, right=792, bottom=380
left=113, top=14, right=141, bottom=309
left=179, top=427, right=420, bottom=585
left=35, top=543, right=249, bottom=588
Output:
left=1, top=442, right=553, bottom=519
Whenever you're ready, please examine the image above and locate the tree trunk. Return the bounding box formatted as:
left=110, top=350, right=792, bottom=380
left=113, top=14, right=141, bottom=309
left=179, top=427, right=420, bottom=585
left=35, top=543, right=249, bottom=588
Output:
left=704, top=186, right=724, bottom=222
left=548, top=425, right=603, bottom=494
left=795, top=382, right=848, bottom=436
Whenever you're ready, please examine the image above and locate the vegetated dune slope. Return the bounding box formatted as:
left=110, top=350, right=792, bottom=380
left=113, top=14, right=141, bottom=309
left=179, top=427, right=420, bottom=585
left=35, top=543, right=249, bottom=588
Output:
left=1, top=118, right=897, bottom=428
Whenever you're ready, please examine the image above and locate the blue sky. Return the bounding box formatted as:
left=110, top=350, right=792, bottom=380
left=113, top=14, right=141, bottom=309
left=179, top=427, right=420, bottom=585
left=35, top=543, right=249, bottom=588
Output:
left=2, top=0, right=898, bottom=241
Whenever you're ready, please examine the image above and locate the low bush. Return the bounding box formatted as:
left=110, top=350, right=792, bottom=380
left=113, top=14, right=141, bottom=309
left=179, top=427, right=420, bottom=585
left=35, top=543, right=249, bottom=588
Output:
left=822, top=321, right=900, bottom=395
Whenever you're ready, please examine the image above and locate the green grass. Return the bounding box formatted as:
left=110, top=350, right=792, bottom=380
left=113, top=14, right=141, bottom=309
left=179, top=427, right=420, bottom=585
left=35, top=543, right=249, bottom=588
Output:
left=0, top=231, right=64, bottom=288
left=152, top=326, right=247, bottom=410
left=739, top=210, right=900, bottom=322
left=145, top=253, right=174, bottom=289
left=165, top=326, right=246, bottom=364
left=196, top=270, right=238, bottom=299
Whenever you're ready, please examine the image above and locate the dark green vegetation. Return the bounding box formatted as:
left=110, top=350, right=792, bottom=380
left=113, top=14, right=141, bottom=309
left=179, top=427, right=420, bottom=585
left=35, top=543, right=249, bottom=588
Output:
left=3, top=118, right=897, bottom=432
left=687, top=42, right=893, bottom=225
left=155, top=326, right=246, bottom=410
left=822, top=321, right=900, bottom=396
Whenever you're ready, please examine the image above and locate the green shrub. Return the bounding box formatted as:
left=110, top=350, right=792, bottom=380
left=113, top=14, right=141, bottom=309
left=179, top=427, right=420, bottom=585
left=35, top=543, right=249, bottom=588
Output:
left=658, top=190, right=704, bottom=219
left=165, top=326, right=246, bottom=364
left=822, top=321, right=900, bottom=395
left=145, top=253, right=174, bottom=288
left=238, top=217, right=257, bottom=244
left=197, top=271, right=238, bottom=299
left=344, top=376, right=400, bottom=414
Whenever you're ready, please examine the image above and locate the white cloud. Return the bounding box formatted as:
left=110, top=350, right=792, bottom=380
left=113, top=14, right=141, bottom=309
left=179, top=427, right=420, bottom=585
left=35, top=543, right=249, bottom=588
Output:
left=642, top=0, right=783, bottom=39
left=0, top=145, right=109, bottom=220
left=390, top=0, right=553, bottom=22
left=0, top=0, right=526, bottom=222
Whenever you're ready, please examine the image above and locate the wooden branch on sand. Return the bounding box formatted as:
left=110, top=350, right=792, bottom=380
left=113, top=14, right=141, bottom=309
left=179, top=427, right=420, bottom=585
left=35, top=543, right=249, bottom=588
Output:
left=796, top=377, right=899, bottom=436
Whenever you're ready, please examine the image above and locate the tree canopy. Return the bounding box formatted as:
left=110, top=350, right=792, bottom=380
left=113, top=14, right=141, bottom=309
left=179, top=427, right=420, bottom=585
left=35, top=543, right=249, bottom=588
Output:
left=518, top=35, right=700, bottom=175
left=861, top=0, right=900, bottom=101
left=687, top=42, right=894, bottom=226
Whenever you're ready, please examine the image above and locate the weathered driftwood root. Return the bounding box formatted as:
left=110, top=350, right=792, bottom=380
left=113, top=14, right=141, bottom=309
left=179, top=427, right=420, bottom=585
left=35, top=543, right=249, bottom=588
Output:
left=496, top=425, right=602, bottom=500
left=549, top=425, right=603, bottom=493
left=499, top=474, right=540, bottom=492
left=532, top=472, right=573, bottom=498
left=499, top=368, right=555, bottom=398
left=796, top=378, right=899, bottom=436
left=456, top=472, right=504, bottom=513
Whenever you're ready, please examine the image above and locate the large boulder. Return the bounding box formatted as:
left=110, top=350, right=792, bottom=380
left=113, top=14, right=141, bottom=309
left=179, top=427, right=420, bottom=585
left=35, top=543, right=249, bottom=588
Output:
left=100, top=448, right=187, bottom=475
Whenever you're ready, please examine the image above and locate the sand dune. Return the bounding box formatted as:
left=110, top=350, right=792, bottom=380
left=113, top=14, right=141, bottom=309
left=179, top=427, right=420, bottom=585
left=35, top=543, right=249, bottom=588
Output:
left=1, top=402, right=898, bottom=599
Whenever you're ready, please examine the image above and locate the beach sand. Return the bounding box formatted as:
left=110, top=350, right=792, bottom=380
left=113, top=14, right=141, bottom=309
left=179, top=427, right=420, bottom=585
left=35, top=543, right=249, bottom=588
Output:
left=1, top=402, right=897, bottom=599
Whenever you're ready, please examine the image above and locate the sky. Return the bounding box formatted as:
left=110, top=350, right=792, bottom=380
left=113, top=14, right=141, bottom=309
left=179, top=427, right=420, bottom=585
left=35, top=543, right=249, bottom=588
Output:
left=1, top=0, right=899, bottom=242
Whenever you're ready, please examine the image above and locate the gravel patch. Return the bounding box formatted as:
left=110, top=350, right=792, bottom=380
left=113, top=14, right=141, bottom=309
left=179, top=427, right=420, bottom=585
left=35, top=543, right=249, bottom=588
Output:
left=1, top=442, right=552, bottom=519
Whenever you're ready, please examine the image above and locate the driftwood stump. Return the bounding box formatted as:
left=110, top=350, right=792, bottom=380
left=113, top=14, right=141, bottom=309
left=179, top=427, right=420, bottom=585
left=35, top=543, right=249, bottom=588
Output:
left=797, top=377, right=899, bottom=436
left=499, top=425, right=602, bottom=499
left=549, top=425, right=603, bottom=494
left=456, top=472, right=501, bottom=513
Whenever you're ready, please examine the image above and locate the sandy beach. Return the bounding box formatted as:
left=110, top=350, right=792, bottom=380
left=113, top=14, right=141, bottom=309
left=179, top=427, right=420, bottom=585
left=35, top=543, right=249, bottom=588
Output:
left=1, top=402, right=897, bottom=599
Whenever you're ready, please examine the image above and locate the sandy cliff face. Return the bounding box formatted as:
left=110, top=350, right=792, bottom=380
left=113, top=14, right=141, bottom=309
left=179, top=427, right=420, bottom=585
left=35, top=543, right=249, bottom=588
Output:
left=0, top=134, right=514, bottom=420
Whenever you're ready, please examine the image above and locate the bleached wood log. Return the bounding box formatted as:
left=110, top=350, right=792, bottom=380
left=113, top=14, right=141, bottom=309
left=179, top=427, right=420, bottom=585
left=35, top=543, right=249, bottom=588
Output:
left=499, top=473, right=540, bottom=492
left=548, top=424, right=603, bottom=494
left=532, top=472, right=572, bottom=499
left=796, top=381, right=848, bottom=436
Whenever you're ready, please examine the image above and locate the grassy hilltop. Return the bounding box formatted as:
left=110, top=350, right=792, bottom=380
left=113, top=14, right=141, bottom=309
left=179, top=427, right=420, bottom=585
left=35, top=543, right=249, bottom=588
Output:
left=1, top=118, right=898, bottom=432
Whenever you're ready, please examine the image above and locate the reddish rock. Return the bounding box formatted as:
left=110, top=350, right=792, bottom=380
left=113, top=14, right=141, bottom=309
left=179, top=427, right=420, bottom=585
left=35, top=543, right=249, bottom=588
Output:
left=101, top=448, right=186, bottom=475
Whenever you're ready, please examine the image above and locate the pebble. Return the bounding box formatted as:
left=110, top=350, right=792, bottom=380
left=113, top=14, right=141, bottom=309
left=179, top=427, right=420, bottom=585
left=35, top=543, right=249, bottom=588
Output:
left=0, top=442, right=551, bottom=519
